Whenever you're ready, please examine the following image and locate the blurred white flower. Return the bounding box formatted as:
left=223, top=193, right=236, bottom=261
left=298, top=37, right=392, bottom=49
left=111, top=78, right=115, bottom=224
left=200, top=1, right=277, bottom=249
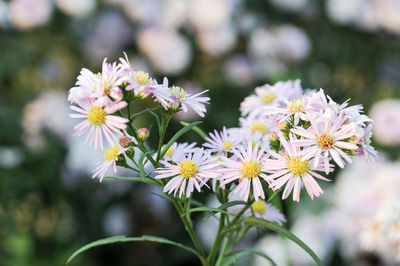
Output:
left=369, top=99, right=400, bottom=146
left=22, top=90, right=74, bottom=152
left=138, top=26, right=191, bottom=74
left=249, top=25, right=311, bottom=62
left=188, top=0, right=230, bottom=30
left=84, top=12, right=131, bottom=62
left=103, top=206, right=131, bottom=236
left=9, top=0, right=53, bottom=30
left=325, top=0, right=379, bottom=31
left=268, top=0, right=310, bottom=13
left=224, top=55, right=258, bottom=86
left=375, top=0, right=400, bottom=35
left=0, top=0, right=8, bottom=27
left=333, top=158, right=400, bottom=264
left=122, top=0, right=162, bottom=24
left=55, top=0, right=96, bottom=18
left=197, top=25, right=237, bottom=57
left=0, top=147, right=24, bottom=168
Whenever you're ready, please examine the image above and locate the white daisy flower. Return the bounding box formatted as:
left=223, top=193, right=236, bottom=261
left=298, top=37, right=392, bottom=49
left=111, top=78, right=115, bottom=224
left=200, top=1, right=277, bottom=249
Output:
left=156, top=148, right=220, bottom=198
left=163, top=142, right=197, bottom=161
left=263, top=135, right=332, bottom=202
left=118, top=52, right=155, bottom=98
left=227, top=193, right=286, bottom=225
left=291, top=112, right=358, bottom=173
left=153, top=78, right=210, bottom=117
left=93, top=58, right=123, bottom=102
left=240, top=80, right=302, bottom=116
left=70, top=99, right=129, bottom=150
left=93, top=144, right=128, bottom=181
left=203, top=127, right=238, bottom=155
left=248, top=200, right=286, bottom=225
left=258, top=95, right=311, bottom=125
left=68, top=68, right=98, bottom=104
left=218, top=142, right=269, bottom=201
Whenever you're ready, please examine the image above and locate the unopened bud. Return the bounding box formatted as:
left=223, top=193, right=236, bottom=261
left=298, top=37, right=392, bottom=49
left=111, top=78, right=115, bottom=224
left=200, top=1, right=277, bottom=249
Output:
left=137, top=128, right=150, bottom=141
left=119, top=136, right=133, bottom=147
left=269, top=131, right=279, bottom=141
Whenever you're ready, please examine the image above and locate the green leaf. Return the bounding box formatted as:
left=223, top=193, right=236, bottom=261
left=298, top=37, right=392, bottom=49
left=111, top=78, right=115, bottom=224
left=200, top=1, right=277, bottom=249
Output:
left=148, top=110, right=161, bottom=128
left=105, top=176, right=161, bottom=187
left=203, top=200, right=246, bottom=221
left=222, top=249, right=277, bottom=266
left=243, top=217, right=323, bottom=266
left=130, top=107, right=159, bottom=120
left=160, top=121, right=202, bottom=159
left=66, top=235, right=201, bottom=264
left=180, top=121, right=207, bottom=139
left=188, top=206, right=231, bottom=216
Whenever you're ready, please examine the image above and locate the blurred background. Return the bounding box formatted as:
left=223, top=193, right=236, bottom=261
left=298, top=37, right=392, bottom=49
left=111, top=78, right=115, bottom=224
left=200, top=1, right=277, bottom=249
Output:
left=1, top=0, right=400, bottom=265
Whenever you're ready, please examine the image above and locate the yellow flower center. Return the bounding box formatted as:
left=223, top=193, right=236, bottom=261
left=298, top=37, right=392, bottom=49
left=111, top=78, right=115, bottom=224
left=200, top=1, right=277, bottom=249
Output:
left=223, top=140, right=233, bottom=150
left=287, top=99, right=305, bottom=113
left=87, top=106, right=106, bottom=126
left=251, top=200, right=267, bottom=214
left=261, top=91, right=276, bottom=104
left=317, top=134, right=334, bottom=149
left=104, top=146, right=120, bottom=161
left=241, top=160, right=262, bottom=179
left=134, top=71, right=152, bottom=86
left=169, top=86, right=187, bottom=99
left=287, top=156, right=309, bottom=177
left=164, top=146, right=176, bottom=157
left=250, top=121, right=269, bottom=135
left=179, top=160, right=198, bottom=179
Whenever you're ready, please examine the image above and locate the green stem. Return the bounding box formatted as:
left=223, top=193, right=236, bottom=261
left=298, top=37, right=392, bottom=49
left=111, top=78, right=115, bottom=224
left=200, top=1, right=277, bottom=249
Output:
left=155, top=113, right=171, bottom=164
left=207, top=188, right=228, bottom=264
left=172, top=199, right=206, bottom=260
left=215, top=235, right=230, bottom=266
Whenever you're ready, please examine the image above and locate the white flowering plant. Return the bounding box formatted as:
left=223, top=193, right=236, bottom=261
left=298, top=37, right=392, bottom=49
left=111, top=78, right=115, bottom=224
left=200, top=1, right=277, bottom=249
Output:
left=66, top=53, right=377, bottom=266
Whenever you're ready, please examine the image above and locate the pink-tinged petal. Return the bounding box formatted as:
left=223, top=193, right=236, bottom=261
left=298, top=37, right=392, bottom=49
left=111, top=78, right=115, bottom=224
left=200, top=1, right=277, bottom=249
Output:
left=105, top=101, right=128, bottom=114
left=70, top=105, right=88, bottom=114
left=265, top=170, right=289, bottom=181
left=107, top=115, right=129, bottom=124
left=292, top=177, right=301, bottom=202
left=291, top=138, right=315, bottom=146
left=323, top=152, right=330, bottom=174
left=313, top=148, right=322, bottom=168
left=333, top=147, right=353, bottom=163
left=329, top=149, right=344, bottom=168
left=70, top=113, right=87, bottom=118
left=335, top=141, right=358, bottom=150
left=291, top=128, right=315, bottom=139
left=270, top=173, right=291, bottom=190
left=309, top=171, right=331, bottom=181
left=302, top=175, right=314, bottom=199
left=282, top=177, right=294, bottom=200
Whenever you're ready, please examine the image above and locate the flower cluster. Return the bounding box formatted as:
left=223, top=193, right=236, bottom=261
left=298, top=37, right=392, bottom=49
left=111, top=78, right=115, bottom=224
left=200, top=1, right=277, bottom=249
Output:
left=68, top=56, right=376, bottom=224
left=67, top=56, right=378, bottom=266
left=68, top=53, right=210, bottom=181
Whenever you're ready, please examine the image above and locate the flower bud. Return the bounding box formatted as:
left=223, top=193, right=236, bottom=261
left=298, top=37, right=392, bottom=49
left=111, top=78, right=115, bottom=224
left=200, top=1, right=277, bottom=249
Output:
left=119, top=136, right=133, bottom=147
left=137, top=128, right=150, bottom=141
left=269, top=131, right=278, bottom=142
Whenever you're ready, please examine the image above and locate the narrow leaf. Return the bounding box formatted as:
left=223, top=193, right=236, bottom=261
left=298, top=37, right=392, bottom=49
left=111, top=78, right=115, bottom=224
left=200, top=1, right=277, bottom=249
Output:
left=189, top=206, right=231, bottom=216
left=243, top=217, right=323, bottom=266
left=130, top=107, right=159, bottom=120
left=160, top=121, right=202, bottom=159
left=203, top=200, right=247, bottom=221
left=66, top=235, right=201, bottom=264
left=105, top=176, right=161, bottom=187
left=180, top=121, right=207, bottom=139
left=222, top=249, right=277, bottom=266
